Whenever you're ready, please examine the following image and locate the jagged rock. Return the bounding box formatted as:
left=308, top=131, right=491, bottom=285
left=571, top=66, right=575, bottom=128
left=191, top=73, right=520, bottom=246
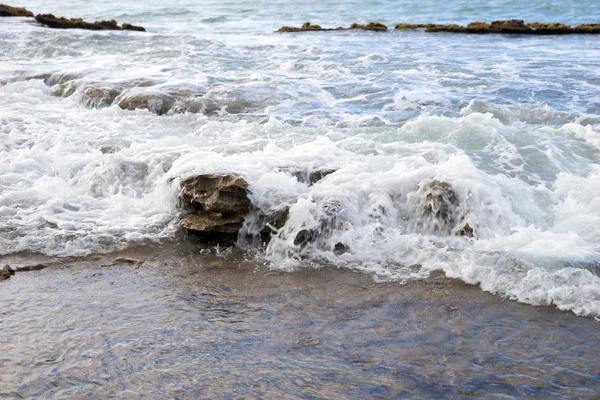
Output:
left=278, top=21, right=386, bottom=33
left=0, top=265, right=15, bottom=281
left=278, top=22, right=324, bottom=32
left=416, top=180, right=475, bottom=238
left=573, top=24, right=600, bottom=34
left=118, top=93, right=175, bottom=115
left=395, top=23, right=426, bottom=30
left=81, top=86, right=122, bottom=108
left=179, top=210, right=245, bottom=233
left=349, top=22, right=388, bottom=32
left=490, top=20, right=530, bottom=33
left=178, top=173, right=253, bottom=238
left=35, top=14, right=145, bottom=31
left=180, top=174, right=251, bottom=214
left=0, top=4, right=33, bottom=17
left=122, top=23, right=145, bottom=32
left=426, top=24, right=466, bottom=33
left=528, top=22, right=572, bottom=34
left=308, top=169, right=336, bottom=185
left=278, top=167, right=336, bottom=185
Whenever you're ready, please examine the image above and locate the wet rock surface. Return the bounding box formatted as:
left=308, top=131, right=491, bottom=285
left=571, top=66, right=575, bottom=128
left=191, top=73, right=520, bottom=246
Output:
left=117, top=92, right=176, bottom=115
left=35, top=14, right=145, bottom=31
left=279, top=20, right=600, bottom=35
left=415, top=180, right=475, bottom=238
left=0, top=4, right=33, bottom=17
left=179, top=174, right=252, bottom=237
left=0, top=265, right=15, bottom=281
left=278, top=21, right=387, bottom=33
left=398, top=20, right=600, bottom=34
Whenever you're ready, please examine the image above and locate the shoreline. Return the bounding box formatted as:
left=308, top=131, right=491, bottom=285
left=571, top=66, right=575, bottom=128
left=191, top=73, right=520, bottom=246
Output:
left=1, top=240, right=599, bottom=398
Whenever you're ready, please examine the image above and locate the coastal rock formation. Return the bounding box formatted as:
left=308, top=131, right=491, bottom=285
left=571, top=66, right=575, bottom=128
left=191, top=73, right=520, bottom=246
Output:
left=179, top=174, right=252, bottom=236
left=0, top=4, right=33, bottom=17
left=0, top=265, right=15, bottom=281
left=117, top=92, right=175, bottom=115
left=35, top=14, right=145, bottom=31
left=396, top=20, right=600, bottom=35
left=278, top=21, right=387, bottom=33
left=416, top=180, right=474, bottom=238
left=349, top=22, right=387, bottom=32
left=80, top=86, right=122, bottom=109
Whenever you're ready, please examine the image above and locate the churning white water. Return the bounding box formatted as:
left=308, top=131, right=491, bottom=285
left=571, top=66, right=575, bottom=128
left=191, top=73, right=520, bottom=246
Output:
left=1, top=0, right=600, bottom=316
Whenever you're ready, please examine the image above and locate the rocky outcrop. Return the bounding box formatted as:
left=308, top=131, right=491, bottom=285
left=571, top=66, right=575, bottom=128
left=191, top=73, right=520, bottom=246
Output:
left=349, top=22, right=387, bottom=32
left=278, top=21, right=387, bottom=33
left=117, top=93, right=175, bottom=115
left=0, top=4, right=33, bottom=17
left=0, top=265, right=15, bottom=281
left=179, top=174, right=252, bottom=237
left=395, top=20, right=600, bottom=35
left=80, top=86, right=122, bottom=109
left=35, top=14, right=145, bottom=31
left=416, top=180, right=474, bottom=238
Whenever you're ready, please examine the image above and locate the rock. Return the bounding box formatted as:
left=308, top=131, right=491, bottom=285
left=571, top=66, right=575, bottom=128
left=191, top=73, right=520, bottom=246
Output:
left=0, top=4, right=33, bottom=17
left=308, top=169, right=336, bottom=185
left=121, top=23, right=145, bottom=32
left=118, top=92, right=175, bottom=115
left=179, top=173, right=252, bottom=238
left=425, top=24, right=466, bottom=33
left=278, top=21, right=386, bottom=33
left=573, top=24, right=600, bottom=34
left=528, top=22, right=573, bottom=35
left=349, top=22, right=388, bottom=32
left=180, top=174, right=251, bottom=214
left=415, top=180, right=475, bottom=238
left=489, top=19, right=530, bottom=33
left=35, top=14, right=145, bottom=31
left=81, top=86, right=121, bottom=108
left=278, top=22, right=324, bottom=32
left=0, top=265, right=15, bottom=281
left=394, top=23, right=425, bottom=30
left=179, top=210, right=245, bottom=233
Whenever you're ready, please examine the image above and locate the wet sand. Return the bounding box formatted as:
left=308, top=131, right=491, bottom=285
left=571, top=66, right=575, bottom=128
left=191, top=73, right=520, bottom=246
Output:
left=1, top=240, right=599, bottom=399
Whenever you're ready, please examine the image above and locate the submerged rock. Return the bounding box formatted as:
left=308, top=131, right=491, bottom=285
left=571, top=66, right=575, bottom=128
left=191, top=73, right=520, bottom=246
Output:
left=35, top=14, right=145, bottom=31
left=415, top=180, right=475, bottom=238
left=0, top=4, right=33, bottom=17
left=117, top=93, right=175, bottom=115
left=0, top=265, right=15, bottom=281
left=80, top=86, right=122, bottom=109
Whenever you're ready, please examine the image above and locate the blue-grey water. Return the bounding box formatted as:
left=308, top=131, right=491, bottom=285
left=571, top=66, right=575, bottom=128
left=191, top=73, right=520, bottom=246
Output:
left=1, top=2, right=600, bottom=396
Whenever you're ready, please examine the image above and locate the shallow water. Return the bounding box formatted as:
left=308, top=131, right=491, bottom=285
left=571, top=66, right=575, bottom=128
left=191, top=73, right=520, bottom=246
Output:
left=1, top=242, right=599, bottom=398
left=1, top=2, right=600, bottom=318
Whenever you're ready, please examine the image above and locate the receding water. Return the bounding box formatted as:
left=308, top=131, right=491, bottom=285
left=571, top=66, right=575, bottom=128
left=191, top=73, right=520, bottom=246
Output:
left=1, top=242, right=599, bottom=398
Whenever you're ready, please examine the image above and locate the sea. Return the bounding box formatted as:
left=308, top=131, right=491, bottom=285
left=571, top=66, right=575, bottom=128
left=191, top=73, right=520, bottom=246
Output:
left=1, top=0, right=600, bottom=319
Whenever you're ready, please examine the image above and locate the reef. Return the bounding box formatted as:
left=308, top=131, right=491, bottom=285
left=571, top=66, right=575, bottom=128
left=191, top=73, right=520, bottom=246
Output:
left=0, top=4, right=33, bottom=17
left=278, top=20, right=600, bottom=35
left=401, top=20, right=600, bottom=35
left=35, top=14, right=145, bottom=31
left=278, top=21, right=387, bottom=33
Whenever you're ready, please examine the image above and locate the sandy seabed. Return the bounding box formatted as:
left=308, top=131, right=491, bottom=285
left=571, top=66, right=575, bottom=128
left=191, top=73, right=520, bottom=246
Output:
left=1, top=239, right=599, bottom=399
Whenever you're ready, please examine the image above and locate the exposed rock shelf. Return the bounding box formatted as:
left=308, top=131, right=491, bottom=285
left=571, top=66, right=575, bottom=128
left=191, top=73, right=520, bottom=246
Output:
left=0, top=3, right=145, bottom=31
left=279, top=20, right=600, bottom=35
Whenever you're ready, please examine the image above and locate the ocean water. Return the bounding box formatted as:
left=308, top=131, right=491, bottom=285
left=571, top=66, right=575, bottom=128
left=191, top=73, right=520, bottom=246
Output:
left=1, top=0, right=600, bottom=317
